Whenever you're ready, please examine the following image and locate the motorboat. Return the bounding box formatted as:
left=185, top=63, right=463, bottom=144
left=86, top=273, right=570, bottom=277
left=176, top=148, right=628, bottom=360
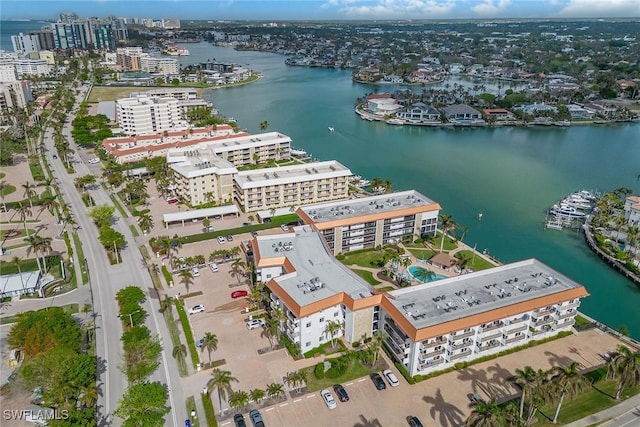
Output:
left=550, top=203, right=586, bottom=217
left=386, top=118, right=405, bottom=125
left=328, top=126, right=335, bottom=132
left=290, top=147, right=307, bottom=156
left=562, top=195, right=592, bottom=211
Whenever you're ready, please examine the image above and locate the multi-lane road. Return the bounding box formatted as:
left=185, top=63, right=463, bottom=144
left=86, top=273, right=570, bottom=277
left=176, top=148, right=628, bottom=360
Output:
left=41, top=82, right=185, bottom=426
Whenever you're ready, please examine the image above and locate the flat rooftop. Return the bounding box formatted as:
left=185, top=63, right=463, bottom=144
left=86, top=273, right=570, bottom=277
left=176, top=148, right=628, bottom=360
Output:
left=387, top=259, right=587, bottom=330
left=235, top=161, right=352, bottom=189
left=169, top=151, right=237, bottom=178
left=300, top=190, right=439, bottom=223
left=256, top=226, right=373, bottom=307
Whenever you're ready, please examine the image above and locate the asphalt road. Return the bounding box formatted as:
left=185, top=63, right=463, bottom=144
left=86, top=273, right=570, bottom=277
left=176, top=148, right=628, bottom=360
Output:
left=41, top=82, right=185, bottom=426
left=602, top=406, right=640, bottom=427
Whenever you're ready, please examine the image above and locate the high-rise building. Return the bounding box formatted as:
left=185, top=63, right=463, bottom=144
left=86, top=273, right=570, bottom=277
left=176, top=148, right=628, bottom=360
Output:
left=29, top=28, right=55, bottom=51
left=116, top=95, right=182, bottom=136
left=11, top=33, right=40, bottom=54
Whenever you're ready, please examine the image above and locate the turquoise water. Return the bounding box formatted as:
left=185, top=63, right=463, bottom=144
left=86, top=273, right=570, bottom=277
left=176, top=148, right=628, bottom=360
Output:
left=175, top=43, right=640, bottom=338
left=408, top=266, right=448, bottom=283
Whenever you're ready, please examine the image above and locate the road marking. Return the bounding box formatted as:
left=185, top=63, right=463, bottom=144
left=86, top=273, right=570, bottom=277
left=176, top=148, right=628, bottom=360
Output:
left=307, top=394, right=316, bottom=398
left=265, top=407, right=274, bottom=412
left=346, top=382, right=354, bottom=386
left=279, top=403, right=288, bottom=407
left=220, top=422, right=231, bottom=426
left=358, top=378, right=366, bottom=382
left=293, top=398, right=302, bottom=403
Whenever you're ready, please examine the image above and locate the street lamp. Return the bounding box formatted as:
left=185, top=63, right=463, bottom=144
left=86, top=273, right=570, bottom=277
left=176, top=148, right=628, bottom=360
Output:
left=120, top=309, right=141, bottom=327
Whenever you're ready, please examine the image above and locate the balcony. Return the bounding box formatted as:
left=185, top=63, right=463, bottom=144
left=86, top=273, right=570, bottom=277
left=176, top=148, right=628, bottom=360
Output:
left=451, top=330, right=476, bottom=339
left=507, top=317, right=527, bottom=325
left=555, top=311, right=576, bottom=320
left=505, top=324, right=528, bottom=334
left=449, top=340, right=473, bottom=350
left=449, top=349, right=472, bottom=361
left=422, top=337, right=447, bottom=348
left=480, top=322, right=504, bottom=332
left=419, top=358, right=445, bottom=370
left=535, top=308, right=555, bottom=317
left=559, top=301, right=580, bottom=310
left=478, top=342, right=502, bottom=352
left=533, top=317, right=554, bottom=327
left=504, top=335, right=527, bottom=344
left=478, top=332, right=502, bottom=342
left=557, top=318, right=575, bottom=328
left=420, top=347, right=446, bottom=358
left=531, top=327, right=552, bottom=336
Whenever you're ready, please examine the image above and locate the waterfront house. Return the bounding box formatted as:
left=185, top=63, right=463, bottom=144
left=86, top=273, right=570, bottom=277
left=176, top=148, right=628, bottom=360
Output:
left=366, top=94, right=402, bottom=116
left=624, top=195, right=640, bottom=226
left=567, top=104, right=594, bottom=120
left=396, top=103, right=441, bottom=123
left=441, top=104, right=484, bottom=123
left=483, top=108, right=515, bottom=121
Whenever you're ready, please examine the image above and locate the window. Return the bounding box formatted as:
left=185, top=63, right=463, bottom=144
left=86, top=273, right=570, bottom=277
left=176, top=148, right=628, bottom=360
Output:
left=306, top=322, right=311, bottom=328
left=319, top=317, right=325, bottom=323
left=333, top=312, right=339, bottom=317
left=305, top=342, right=311, bottom=348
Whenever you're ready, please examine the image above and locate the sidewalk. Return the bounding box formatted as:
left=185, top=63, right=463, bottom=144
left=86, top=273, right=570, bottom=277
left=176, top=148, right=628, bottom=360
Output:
left=564, top=393, right=640, bottom=427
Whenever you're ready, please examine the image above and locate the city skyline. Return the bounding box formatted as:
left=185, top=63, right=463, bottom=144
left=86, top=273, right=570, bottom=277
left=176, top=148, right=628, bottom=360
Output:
left=2, top=0, right=639, bottom=21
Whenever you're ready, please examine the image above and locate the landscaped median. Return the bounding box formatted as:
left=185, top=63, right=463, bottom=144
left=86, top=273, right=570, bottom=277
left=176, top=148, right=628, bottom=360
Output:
left=175, top=300, right=201, bottom=370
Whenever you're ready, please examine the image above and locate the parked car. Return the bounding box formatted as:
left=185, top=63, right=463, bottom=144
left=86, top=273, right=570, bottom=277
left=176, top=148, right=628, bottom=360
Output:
left=196, top=337, right=205, bottom=348
left=226, top=234, right=234, bottom=242
left=209, top=262, right=219, bottom=273
left=370, top=373, right=386, bottom=390
left=383, top=369, right=399, bottom=387
left=246, top=319, right=265, bottom=330
left=242, top=222, right=251, bottom=227
left=191, top=267, right=200, bottom=277
left=251, top=231, right=259, bottom=237
left=188, top=304, right=205, bottom=315
left=88, top=157, right=100, bottom=164
left=320, top=389, right=337, bottom=409
left=231, top=290, right=248, bottom=299
left=332, top=384, right=349, bottom=402
left=233, top=413, right=247, bottom=427
left=407, top=416, right=424, bottom=427
left=167, top=198, right=179, bottom=204
left=280, top=224, right=289, bottom=231
left=249, top=409, right=264, bottom=427
left=52, top=154, right=57, bottom=159
left=217, top=236, right=226, bottom=244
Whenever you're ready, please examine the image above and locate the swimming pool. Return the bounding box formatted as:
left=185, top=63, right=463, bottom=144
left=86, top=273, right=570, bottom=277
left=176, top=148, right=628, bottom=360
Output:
left=408, top=266, right=447, bottom=283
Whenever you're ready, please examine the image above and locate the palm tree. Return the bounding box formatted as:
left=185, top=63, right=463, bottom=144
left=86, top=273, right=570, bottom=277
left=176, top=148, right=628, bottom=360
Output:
left=22, top=181, right=36, bottom=209
left=228, top=390, right=249, bottom=411
left=137, top=212, right=154, bottom=234
left=550, top=361, right=589, bottom=423
left=78, top=383, right=98, bottom=409
left=259, top=120, right=269, bottom=131
left=11, top=256, right=26, bottom=292
left=607, top=345, right=640, bottom=400
left=266, top=382, right=284, bottom=399
left=172, top=344, right=187, bottom=361
left=249, top=388, right=265, bottom=404
left=262, top=318, right=279, bottom=349
left=200, top=332, right=218, bottom=363
left=16, top=202, right=32, bottom=236
left=35, top=235, right=52, bottom=274
left=412, top=266, right=436, bottom=283
left=509, top=365, right=536, bottom=419
left=207, top=369, right=238, bottom=416
left=438, top=213, right=458, bottom=253
left=324, top=320, right=344, bottom=349
left=465, top=397, right=502, bottom=427
left=159, top=294, right=173, bottom=314
left=179, top=269, right=194, bottom=295
left=230, top=259, right=246, bottom=285
left=37, top=194, right=57, bottom=221
left=369, top=330, right=386, bottom=365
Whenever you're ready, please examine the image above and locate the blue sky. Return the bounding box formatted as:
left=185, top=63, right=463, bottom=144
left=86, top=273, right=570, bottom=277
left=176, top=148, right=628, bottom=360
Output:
left=2, top=0, right=639, bottom=21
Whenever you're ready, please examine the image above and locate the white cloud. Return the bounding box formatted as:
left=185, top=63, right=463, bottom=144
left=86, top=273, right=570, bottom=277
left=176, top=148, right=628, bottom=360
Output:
left=471, top=0, right=512, bottom=16
left=322, top=0, right=456, bottom=18
left=557, top=0, right=640, bottom=17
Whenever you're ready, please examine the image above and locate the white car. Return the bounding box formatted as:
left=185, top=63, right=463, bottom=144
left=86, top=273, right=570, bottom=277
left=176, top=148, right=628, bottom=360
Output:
left=246, top=319, right=265, bottom=330
left=320, top=389, right=337, bottom=409
left=280, top=224, right=289, bottom=232
left=382, top=369, right=399, bottom=387
left=188, top=304, right=205, bottom=315
left=217, top=236, right=225, bottom=245
left=191, top=267, right=200, bottom=277
left=209, top=262, right=219, bottom=273
left=88, top=157, right=100, bottom=164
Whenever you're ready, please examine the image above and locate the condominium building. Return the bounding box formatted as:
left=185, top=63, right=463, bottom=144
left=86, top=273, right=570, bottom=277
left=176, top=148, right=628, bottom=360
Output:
left=252, top=226, right=589, bottom=375
left=140, top=56, right=179, bottom=75
left=13, top=59, right=52, bottom=77
left=130, top=87, right=199, bottom=101
left=297, top=190, right=441, bottom=255
left=234, top=161, right=352, bottom=213
left=116, top=95, right=183, bottom=135
left=11, top=33, right=41, bottom=54
left=166, top=131, right=293, bottom=206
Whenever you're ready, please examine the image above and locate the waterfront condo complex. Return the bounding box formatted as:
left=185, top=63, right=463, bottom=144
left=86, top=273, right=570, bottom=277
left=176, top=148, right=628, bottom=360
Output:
left=253, top=225, right=589, bottom=376
left=297, top=190, right=441, bottom=255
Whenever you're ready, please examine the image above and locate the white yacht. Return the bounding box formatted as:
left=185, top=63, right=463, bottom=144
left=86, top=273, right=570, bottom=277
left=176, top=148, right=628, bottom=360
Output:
left=550, top=203, right=586, bottom=217
left=328, top=126, right=335, bottom=132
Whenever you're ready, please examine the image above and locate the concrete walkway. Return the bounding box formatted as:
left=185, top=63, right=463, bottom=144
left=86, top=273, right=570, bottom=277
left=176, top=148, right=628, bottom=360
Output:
left=565, top=393, right=640, bottom=427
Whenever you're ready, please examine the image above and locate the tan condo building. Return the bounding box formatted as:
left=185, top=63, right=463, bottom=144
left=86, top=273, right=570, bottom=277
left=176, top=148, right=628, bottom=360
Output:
left=297, top=190, right=441, bottom=255
left=234, top=161, right=352, bottom=213
left=116, top=95, right=185, bottom=136
left=252, top=226, right=589, bottom=376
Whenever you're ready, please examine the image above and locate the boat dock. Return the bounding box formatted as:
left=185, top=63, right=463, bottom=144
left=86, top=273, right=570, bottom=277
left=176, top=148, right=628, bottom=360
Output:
left=544, top=190, right=598, bottom=230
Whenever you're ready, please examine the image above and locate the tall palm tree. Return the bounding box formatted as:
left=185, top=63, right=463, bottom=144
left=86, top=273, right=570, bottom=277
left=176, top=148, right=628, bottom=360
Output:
left=607, top=345, right=640, bottom=400
left=465, top=397, right=502, bottom=427
left=21, top=181, right=36, bottom=209
left=509, top=365, right=536, bottom=419
left=78, top=383, right=98, bottom=409
left=230, top=259, right=246, bottom=285
left=207, top=368, right=238, bottom=416
left=200, top=332, right=218, bottom=363
left=159, top=294, right=173, bottom=314
left=324, top=320, right=344, bottom=349
left=550, top=361, right=588, bottom=423
left=37, top=194, right=58, bottom=221
left=25, top=235, right=43, bottom=272
left=438, top=213, right=458, bottom=253
left=369, top=330, right=386, bottom=365
left=16, top=202, right=33, bottom=236
left=179, top=269, right=194, bottom=295
left=35, top=236, right=53, bottom=274
left=11, top=256, right=26, bottom=291
left=137, top=212, right=154, bottom=234
left=172, top=344, right=187, bottom=361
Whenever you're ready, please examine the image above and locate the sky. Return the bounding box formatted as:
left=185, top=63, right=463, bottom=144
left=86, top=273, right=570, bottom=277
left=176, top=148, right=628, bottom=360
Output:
left=1, top=0, right=639, bottom=21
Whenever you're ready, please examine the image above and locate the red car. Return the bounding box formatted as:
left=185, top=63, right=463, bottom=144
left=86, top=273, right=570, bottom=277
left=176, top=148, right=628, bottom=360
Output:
left=231, top=290, right=248, bottom=299
left=167, top=198, right=179, bottom=204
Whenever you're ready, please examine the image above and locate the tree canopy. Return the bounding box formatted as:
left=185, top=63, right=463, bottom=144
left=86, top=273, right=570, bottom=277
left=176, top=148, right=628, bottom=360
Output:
left=8, top=307, right=82, bottom=357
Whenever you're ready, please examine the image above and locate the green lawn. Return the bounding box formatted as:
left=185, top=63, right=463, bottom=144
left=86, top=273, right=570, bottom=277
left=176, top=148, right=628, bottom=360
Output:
left=304, top=359, right=375, bottom=392
left=454, top=250, right=495, bottom=271
left=351, top=269, right=381, bottom=285
left=574, top=314, right=592, bottom=327
left=176, top=302, right=200, bottom=369
left=534, top=381, right=640, bottom=426
left=0, top=184, right=16, bottom=196
left=406, top=248, right=437, bottom=261
left=185, top=396, right=200, bottom=427
left=339, top=249, right=386, bottom=269
left=72, top=232, right=89, bottom=285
